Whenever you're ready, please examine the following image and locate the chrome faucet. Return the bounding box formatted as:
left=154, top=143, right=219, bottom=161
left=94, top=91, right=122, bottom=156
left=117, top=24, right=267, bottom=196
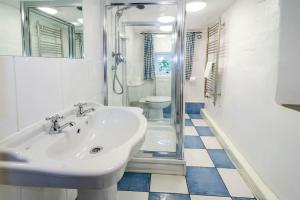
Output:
left=74, top=103, right=95, bottom=117
left=46, top=114, right=76, bottom=134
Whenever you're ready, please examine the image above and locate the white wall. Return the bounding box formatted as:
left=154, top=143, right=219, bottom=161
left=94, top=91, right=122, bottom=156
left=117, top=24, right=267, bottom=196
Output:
left=0, top=1, right=22, bottom=56
left=205, top=0, right=300, bottom=199
left=276, top=0, right=300, bottom=105
left=0, top=0, right=104, bottom=199
left=185, top=32, right=206, bottom=103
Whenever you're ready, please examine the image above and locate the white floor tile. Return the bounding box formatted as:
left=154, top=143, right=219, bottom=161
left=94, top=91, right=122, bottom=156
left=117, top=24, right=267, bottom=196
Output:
left=150, top=174, right=188, bottom=194
left=190, top=195, right=231, bottom=200
left=185, top=114, right=190, bottom=119
left=117, top=191, right=148, bottom=200
left=184, top=126, right=198, bottom=136
left=184, top=149, right=215, bottom=167
left=191, top=119, right=208, bottom=127
left=201, top=136, right=223, bottom=149
left=218, top=169, right=254, bottom=198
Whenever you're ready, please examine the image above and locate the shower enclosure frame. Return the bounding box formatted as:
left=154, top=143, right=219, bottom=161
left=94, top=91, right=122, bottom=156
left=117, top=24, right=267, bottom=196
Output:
left=103, top=0, right=186, bottom=175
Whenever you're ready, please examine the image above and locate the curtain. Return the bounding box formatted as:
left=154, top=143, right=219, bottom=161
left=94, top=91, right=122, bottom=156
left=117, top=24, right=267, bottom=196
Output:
left=144, top=33, right=155, bottom=80
left=185, top=32, right=196, bottom=80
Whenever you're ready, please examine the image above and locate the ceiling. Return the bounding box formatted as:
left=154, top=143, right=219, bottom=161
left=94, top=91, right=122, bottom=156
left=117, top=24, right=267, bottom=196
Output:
left=55, top=6, right=83, bottom=25
left=115, top=0, right=235, bottom=31
left=186, top=0, right=235, bottom=30
left=122, top=4, right=177, bottom=23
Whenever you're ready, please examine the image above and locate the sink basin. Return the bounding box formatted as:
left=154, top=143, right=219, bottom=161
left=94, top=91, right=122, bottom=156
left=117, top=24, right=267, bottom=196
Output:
left=0, top=103, right=147, bottom=200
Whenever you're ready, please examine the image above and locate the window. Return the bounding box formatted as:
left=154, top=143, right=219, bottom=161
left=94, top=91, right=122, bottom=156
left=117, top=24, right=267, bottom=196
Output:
left=154, top=52, right=174, bottom=76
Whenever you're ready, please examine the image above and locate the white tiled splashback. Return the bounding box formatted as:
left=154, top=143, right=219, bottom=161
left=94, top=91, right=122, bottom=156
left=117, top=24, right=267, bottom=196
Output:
left=0, top=56, right=102, bottom=200
left=0, top=56, right=103, bottom=135
left=14, top=57, right=64, bottom=129
left=0, top=56, right=18, bottom=140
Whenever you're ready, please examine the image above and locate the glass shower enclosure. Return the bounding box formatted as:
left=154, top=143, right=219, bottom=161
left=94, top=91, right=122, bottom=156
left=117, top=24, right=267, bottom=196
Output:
left=104, top=0, right=186, bottom=175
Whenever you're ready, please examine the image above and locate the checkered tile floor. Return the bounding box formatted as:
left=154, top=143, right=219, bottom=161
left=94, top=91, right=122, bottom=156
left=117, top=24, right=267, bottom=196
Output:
left=117, top=113, right=256, bottom=200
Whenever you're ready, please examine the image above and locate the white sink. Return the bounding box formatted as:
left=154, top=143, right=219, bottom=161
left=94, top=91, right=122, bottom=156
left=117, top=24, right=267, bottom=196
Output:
left=0, top=103, right=147, bottom=200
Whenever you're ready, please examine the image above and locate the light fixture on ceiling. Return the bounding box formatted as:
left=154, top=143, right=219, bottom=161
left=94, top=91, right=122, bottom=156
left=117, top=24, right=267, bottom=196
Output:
left=186, top=1, right=207, bottom=12
left=156, top=34, right=167, bottom=38
left=37, top=7, right=58, bottom=15
left=160, top=25, right=173, bottom=32
left=72, top=22, right=80, bottom=26
left=157, top=16, right=175, bottom=23
left=77, top=18, right=83, bottom=24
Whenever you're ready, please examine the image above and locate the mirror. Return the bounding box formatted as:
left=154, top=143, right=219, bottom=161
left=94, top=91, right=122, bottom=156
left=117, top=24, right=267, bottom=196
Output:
left=0, top=0, right=84, bottom=58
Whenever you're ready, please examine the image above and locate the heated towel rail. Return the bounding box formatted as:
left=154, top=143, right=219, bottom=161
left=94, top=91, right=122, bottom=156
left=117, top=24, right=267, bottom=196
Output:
left=36, top=21, right=64, bottom=57
left=204, top=19, right=222, bottom=106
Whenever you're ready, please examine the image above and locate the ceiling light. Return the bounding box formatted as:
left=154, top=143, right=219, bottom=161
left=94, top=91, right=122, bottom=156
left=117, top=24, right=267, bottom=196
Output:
left=186, top=1, right=207, bottom=12
left=37, top=7, right=58, bottom=15
left=77, top=18, right=83, bottom=24
left=72, top=22, right=80, bottom=26
left=156, top=34, right=167, bottom=38
left=157, top=16, right=175, bottom=23
left=160, top=25, right=173, bottom=32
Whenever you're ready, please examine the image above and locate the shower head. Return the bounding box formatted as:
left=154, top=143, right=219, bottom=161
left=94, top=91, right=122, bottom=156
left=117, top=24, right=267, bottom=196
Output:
left=136, top=4, right=145, bottom=9
left=117, top=4, right=145, bottom=14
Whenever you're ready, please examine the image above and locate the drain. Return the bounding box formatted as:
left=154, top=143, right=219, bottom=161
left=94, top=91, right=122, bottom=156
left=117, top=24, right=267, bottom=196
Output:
left=90, top=146, right=103, bottom=154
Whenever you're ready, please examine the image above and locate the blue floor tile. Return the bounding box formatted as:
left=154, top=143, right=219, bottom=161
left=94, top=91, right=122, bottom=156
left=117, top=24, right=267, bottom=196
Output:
left=188, top=114, right=203, bottom=119
left=163, top=105, right=172, bottom=114
left=195, top=127, right=214, bottom=136
left=184, top=136, right=205, bottom=149
left=117, top=172, right=151, bottom=192
left=232, top=198, right=256, bottom=200
left=186, top=167, right=230, bottom=197
left=164, top=113, right=171, bottom=119
left=149, top=193, right=191, bottom=200
left=186, top=102, right=204, bottom=114
left=208, top=150, right=235, bottom=169
left=185, top=119, right=194, bottom=126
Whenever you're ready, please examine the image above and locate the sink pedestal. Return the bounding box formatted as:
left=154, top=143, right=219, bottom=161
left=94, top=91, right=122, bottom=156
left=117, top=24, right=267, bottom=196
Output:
left=77, top=185, right=117, bottom=200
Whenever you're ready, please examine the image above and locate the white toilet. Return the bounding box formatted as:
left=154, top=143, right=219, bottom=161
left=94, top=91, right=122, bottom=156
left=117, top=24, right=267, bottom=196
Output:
left=139, top=77, right=171, bottom=120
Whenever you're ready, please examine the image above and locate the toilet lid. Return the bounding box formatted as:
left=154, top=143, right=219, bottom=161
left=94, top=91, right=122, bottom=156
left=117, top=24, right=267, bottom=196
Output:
left=145, top=96, right=171, bottom=103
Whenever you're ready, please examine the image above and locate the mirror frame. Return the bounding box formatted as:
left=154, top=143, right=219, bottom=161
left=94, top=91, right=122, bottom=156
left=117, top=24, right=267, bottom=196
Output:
left=20, top=1, right=83, bottom=58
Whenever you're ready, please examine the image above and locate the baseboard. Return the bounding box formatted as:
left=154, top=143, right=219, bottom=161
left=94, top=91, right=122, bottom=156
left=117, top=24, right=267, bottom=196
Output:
left=202, top=109, right=279, bottom=200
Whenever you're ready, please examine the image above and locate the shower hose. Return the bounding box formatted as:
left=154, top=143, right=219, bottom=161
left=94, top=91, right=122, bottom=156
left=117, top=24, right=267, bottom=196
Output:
left=112, top=65, right=124, bottom=95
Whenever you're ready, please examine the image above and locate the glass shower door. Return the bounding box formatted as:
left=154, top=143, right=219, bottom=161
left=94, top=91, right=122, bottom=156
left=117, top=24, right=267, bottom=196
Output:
left=104, top=1, right=185, bottom=170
